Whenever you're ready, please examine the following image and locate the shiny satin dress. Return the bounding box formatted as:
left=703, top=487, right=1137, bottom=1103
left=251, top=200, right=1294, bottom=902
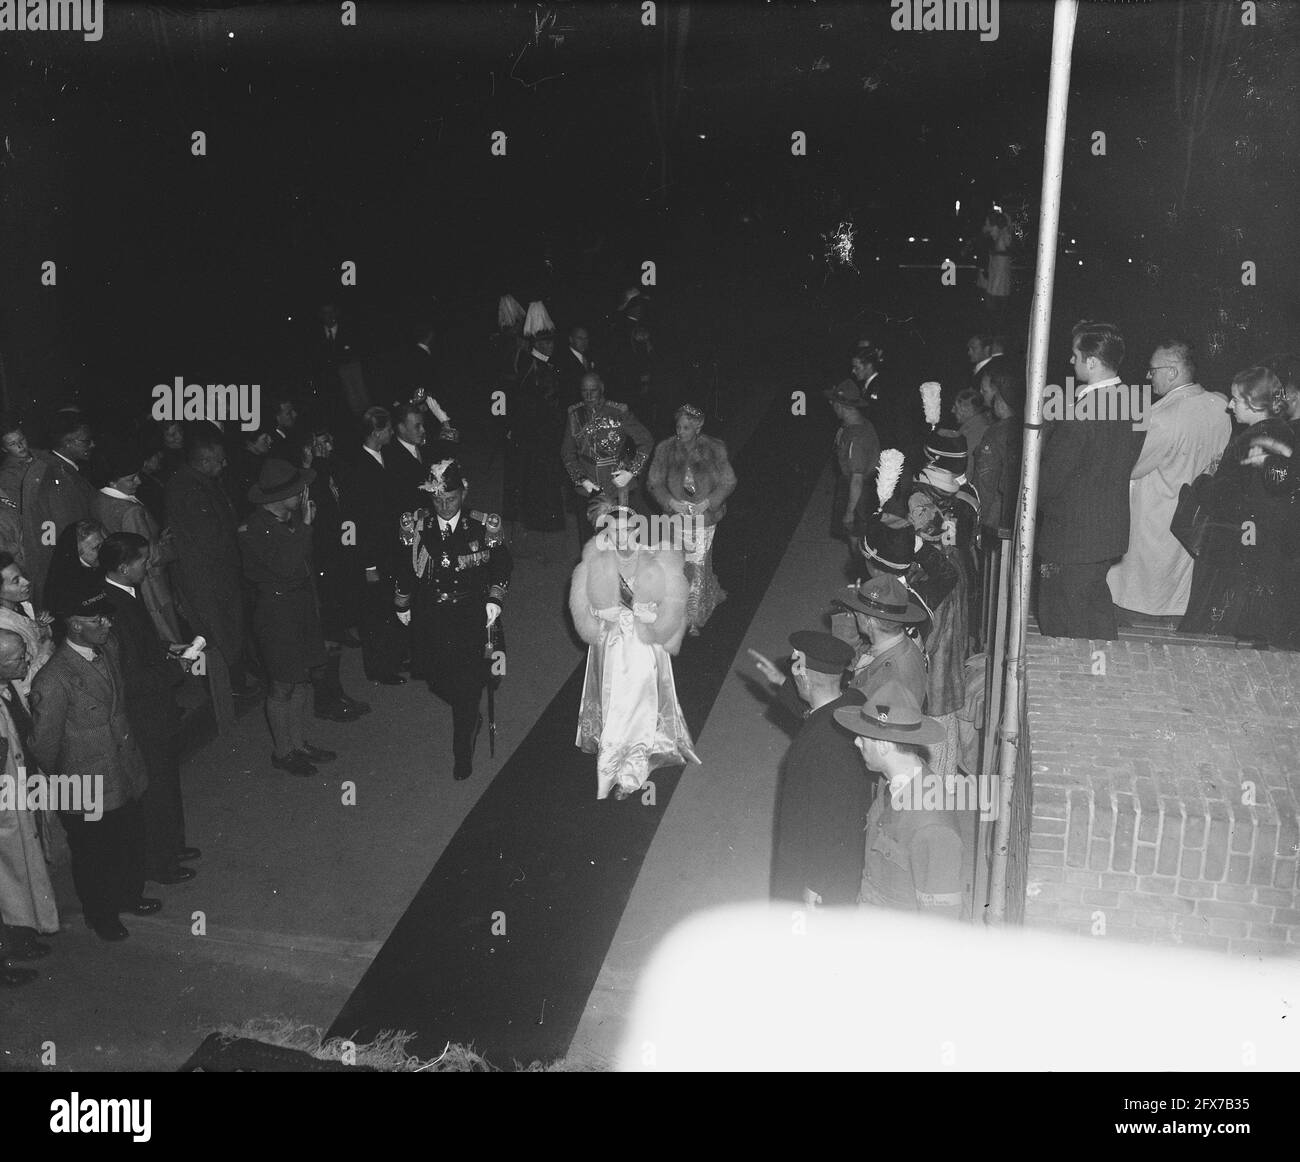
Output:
left=570, top=537, right=697, bottom=798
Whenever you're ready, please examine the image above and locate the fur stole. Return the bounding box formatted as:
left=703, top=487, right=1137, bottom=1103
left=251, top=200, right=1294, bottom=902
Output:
left=568, top=534, right=688, bottom=654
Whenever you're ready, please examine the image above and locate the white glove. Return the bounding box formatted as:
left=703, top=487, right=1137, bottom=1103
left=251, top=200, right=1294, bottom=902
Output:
left=486, top=602, right=501, bottom=627
left=424, top=396, right=451, bottom=423
left=396, top=610, right=411, bottom=626
left=632, top=602, right=658, bottom=624
left=595, top=606, right=622, bottom=622
left=612, top=469, right=633, bottom=488
left=581, top=479, right=600, bottom=495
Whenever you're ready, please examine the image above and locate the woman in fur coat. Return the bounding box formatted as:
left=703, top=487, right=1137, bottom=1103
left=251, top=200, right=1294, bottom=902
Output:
left=569, top=505, right=698, bottom=799
left=647, top=405, right=737, bottom=634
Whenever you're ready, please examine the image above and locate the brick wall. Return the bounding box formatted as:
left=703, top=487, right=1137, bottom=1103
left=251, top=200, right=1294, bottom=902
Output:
left=1023, top=634, right=1300, bottom=958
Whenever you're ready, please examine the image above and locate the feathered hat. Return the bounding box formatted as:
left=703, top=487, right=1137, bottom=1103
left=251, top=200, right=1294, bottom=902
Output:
left=419, top=458, right=467, bottom=498
left=498, top=294, right=525, bottom=330
left=523, top=301, right=555, bottom=339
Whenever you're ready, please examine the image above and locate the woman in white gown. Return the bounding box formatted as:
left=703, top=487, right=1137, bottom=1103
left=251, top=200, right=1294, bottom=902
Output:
left=569, top=505, right=698, bottom=799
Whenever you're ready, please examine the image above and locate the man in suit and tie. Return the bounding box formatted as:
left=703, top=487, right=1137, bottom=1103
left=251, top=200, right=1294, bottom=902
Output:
left=29, top=579, right=158, bottom=942
left=101, top=533, right=200, bottom=889
left=1037, top=320, right=1147, bottom=640
left=852, top=341, right=921, bottom=473
left=967, top=333, right=1006, bottom=394
left=557, top=324, right=596, bottom=405
left=346, top=407, right=404, bottom=684
left=383, top=402, right=453, bottom=516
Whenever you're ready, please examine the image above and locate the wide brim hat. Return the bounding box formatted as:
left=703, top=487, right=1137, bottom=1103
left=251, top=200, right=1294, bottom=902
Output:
left=788, top=630, right=855, bottom=675
left=839, top=574, right=927, bottom=624
left=248, top=458, right=315, bottom=504
left=833, top=679, right=946, bottom=745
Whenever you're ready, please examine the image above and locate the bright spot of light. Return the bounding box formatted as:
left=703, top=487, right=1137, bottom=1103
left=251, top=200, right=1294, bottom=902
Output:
left=907, top=236, right=916, bottom=243
left=697, top=133, right=707, bottom=140
left=954, top=200, right=960, bottom=213
left=822, top=220, right=857, bottom=270
left=1078, top=260, right=1084, bottom=266
left=228, top=32, right=234, bottom=39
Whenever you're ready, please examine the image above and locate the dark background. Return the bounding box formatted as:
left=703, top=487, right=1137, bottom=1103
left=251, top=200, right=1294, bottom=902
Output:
left=0, top=0, right=1296, bottom=432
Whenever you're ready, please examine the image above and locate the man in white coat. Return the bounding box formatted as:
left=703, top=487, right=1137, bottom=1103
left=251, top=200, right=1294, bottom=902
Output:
left=1108, top=341, right=1231, bottom=620
left=0, top=627, right=58, bottom=983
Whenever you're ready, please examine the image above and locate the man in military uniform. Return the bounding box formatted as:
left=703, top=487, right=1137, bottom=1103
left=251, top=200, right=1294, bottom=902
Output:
left=833, top=679, right=965, bottom=918
left=561, top=372, right=653, bottom=547
left=394, top=459, right=511, bottom=781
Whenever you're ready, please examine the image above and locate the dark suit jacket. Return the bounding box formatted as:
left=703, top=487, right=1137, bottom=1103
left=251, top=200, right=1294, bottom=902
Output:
left=164, top=464, right=245, bottom=665
left=28, top=636, right=148, bottom=812
left=343, top=448, right=397, bottom=576
left=970, top=353, right=1006, bottom=394
left=860, top=372, right=923, bottom=469
left=381, top=439, right=430, bottom=521
left=557, top=347, right=596, bottom=405
left=305, top=321, right=359, bottom=383
left=102, top=582, right=181, bottom=747
left=1038, top=393, right=1147, bottom=564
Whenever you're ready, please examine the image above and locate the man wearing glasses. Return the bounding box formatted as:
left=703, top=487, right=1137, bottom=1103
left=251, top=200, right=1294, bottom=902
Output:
left=1107, top=340, right=1231, bottom=624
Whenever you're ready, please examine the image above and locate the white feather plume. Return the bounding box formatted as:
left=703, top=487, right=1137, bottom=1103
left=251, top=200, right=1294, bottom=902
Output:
left=523, top=301, right=555, bottom=338
left=920, top=381, right=943, bottom=427
left=497, top=295, right=525, bottom=330
left=876, top=449, right=905, bottom=511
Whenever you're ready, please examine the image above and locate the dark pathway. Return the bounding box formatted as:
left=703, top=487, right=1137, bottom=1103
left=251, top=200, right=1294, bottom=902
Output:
left=327, top=388, right=832, bottom=1065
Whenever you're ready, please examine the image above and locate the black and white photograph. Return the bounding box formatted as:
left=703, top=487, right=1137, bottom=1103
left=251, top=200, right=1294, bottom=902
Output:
left=0, top=0, right=1296, bottom=1126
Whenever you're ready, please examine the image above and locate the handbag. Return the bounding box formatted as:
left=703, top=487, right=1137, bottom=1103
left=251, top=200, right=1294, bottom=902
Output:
left=1170, top=473, right=1234, bottom=559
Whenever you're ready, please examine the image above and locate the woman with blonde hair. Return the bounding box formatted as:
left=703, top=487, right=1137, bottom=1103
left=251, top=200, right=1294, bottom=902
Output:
left=647, top=403, right=737, bottom=635
left=1179, top=366, right=1295, bottom=644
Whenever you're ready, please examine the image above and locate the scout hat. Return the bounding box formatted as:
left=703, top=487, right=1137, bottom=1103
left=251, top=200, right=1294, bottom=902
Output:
left=419, top=458, right=467, bottom=498
left=839, top=575, right=927, bottom=624
left=833, top=679, right=946, bottom=746
left=248, top=458, right=315, bottom=504
left=788, top=630, right=854, bottom=675
left=824, top=379, right=870, bottom=408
